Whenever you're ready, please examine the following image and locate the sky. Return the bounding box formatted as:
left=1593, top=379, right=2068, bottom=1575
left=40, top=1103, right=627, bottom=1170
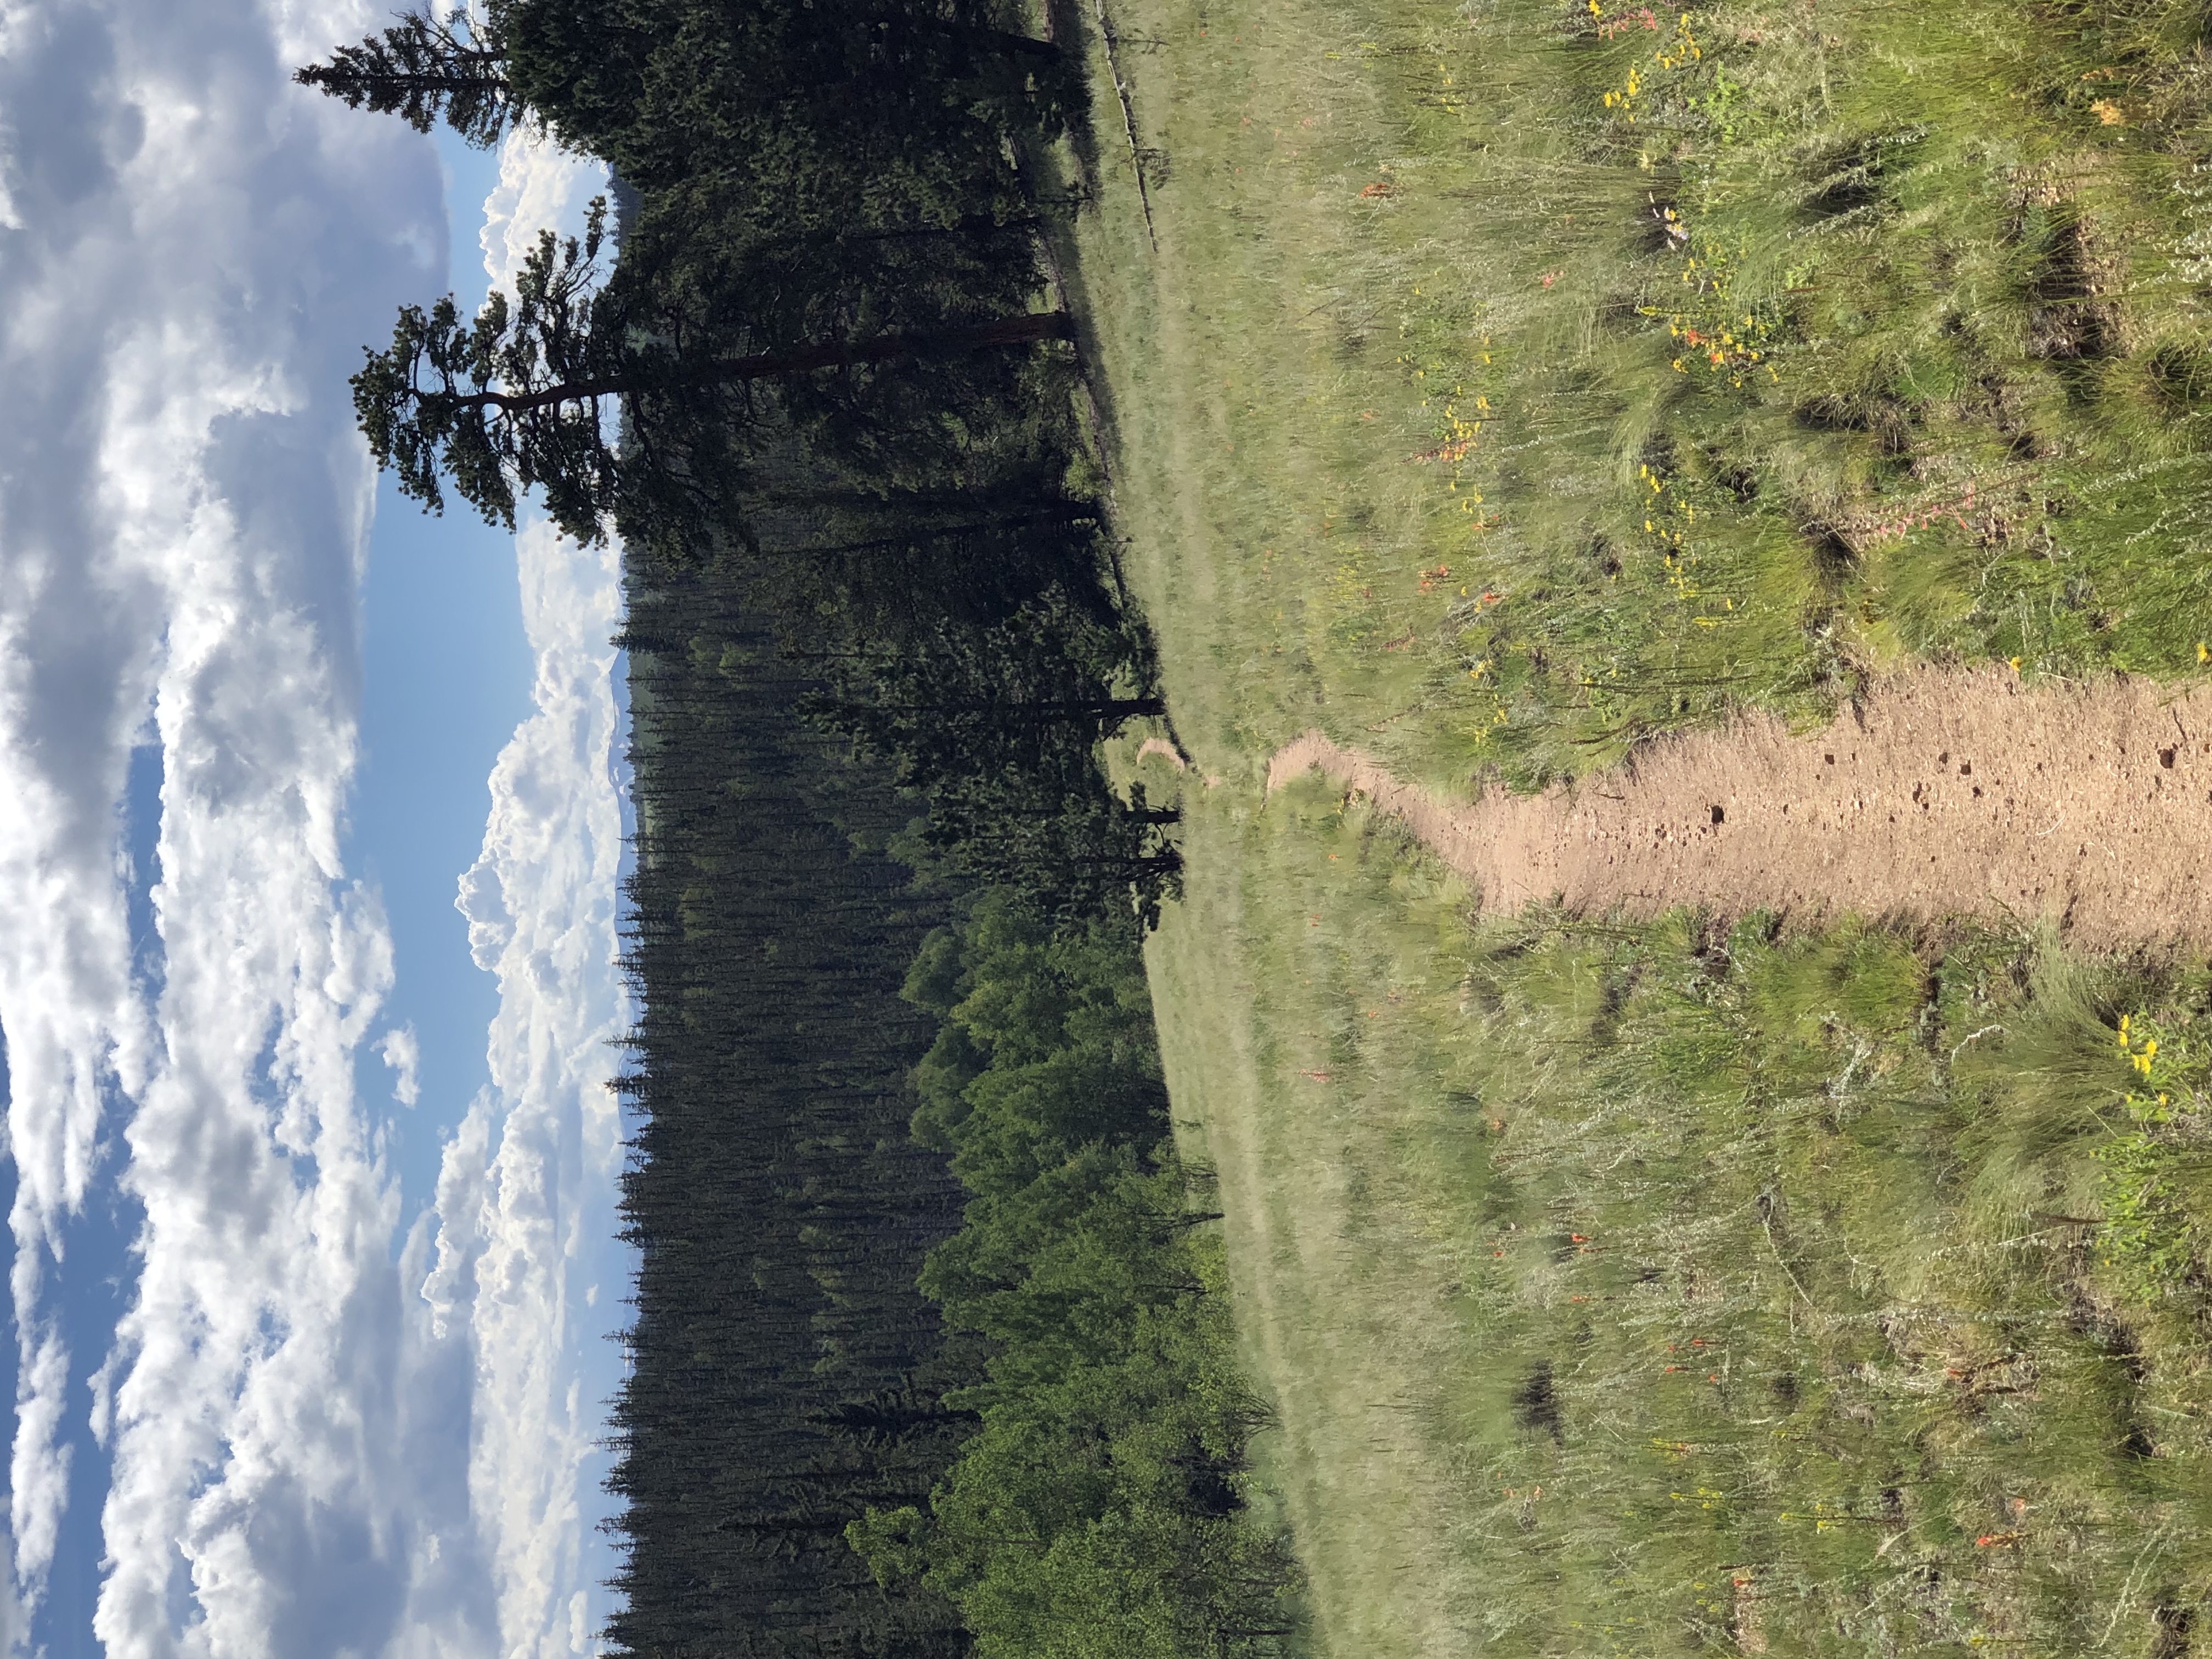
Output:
left=0, top=3, right=632, bottom=1656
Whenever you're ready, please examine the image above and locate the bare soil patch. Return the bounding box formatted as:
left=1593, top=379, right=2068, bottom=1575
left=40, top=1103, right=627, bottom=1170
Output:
left=1268, top=670, right=2212, bottom=949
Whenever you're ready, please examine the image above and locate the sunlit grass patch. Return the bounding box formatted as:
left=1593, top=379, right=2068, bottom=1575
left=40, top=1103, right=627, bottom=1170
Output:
left=1062, top=0, right=2212, bottom=1649
left=1149, top=777, right=2212, bottom=1655
left=1074, top=0, right=2212, bottom=787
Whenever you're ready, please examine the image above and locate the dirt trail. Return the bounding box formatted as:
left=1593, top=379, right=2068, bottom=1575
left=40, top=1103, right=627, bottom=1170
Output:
left=1267, top=670, right=2212, bottom=949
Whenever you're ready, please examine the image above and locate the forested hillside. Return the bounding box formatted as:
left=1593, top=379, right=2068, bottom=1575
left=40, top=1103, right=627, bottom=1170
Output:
left=612, top=561, right=973, bottom=1655
left=850, top=894, right=1300, bottom=1651
left=298, top=0, right=1302, bottom=1654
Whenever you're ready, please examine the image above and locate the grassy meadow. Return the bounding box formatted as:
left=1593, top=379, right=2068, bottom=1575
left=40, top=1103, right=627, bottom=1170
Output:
left=1053, top=0, right=2212, bottom=1651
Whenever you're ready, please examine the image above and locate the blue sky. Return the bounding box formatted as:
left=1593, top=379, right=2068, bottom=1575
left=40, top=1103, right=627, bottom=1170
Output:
left=0, top=5, right=631, bottom=1657
left=353, top=136, right=530, bottom=1217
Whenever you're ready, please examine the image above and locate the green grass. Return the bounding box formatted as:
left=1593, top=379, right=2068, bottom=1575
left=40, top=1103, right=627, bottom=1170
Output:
left=1151, top=789, right=2212, bottom=1655
left=1057, top=0, right=2212, bottom=1651
left=1070, top=0, right=2212, bottom=791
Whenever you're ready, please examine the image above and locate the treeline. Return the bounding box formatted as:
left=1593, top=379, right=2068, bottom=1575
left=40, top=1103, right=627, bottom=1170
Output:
left=612, top=560, right=976, bottom=1656
left=853, top=895, right=1301, bottom=1654
left=297, top=0, right=1299, bottom=1652
left=613, top=539, right=1297, bottom=1659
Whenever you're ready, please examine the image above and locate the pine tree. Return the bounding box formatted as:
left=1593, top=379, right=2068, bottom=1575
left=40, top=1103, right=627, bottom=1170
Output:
left=352, top=199, right=1074, bottom=547
left=294, top=8, right=515, bottom=148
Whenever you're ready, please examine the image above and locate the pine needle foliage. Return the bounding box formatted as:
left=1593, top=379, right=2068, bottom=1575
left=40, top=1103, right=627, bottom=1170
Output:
left=294, top=7, right=515, bottom=148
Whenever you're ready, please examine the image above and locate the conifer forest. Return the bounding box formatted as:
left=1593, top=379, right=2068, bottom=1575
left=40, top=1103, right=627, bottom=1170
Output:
left=301, top=1, right=1297, bottom=1655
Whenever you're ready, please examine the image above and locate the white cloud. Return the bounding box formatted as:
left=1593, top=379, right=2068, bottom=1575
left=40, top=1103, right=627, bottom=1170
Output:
left=0, top=4, right=626, bottom=1659
left=435, top=126, right=630, bottom=1659
left=436, top=506, right=627, bottom=1659
left=10, top=1329, right=69, bottom=1601
left=377, top=1025, right=422, bottom=1108
left=479, top=128, right=603, bottom=294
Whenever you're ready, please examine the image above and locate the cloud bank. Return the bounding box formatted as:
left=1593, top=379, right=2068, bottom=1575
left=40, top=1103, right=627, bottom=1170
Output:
left=0, top=5, right=627, bottom=1657
left=437, top=128, right=629, bottom=1659
left=438, top=499, right=627, bottom=1659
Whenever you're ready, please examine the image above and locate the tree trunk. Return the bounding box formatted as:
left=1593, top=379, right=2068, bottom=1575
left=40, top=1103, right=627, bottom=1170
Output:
left=459, top=311, right=1076, bottom=415
left=297, top=68, right=509, bottom=95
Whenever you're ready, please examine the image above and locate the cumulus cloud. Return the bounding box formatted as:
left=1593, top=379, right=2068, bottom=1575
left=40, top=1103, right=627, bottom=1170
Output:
left=377, top=1025, right=422, bottom=1108
left=434, top=125, right=630, bottom=1659
left=0, top=0, right=444, bottom=1642
left=0, top=3, right=620, bottom=1658
left=479, top=127, right=605, bottom=293
left=437, top=508, right=627, bottom=1659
